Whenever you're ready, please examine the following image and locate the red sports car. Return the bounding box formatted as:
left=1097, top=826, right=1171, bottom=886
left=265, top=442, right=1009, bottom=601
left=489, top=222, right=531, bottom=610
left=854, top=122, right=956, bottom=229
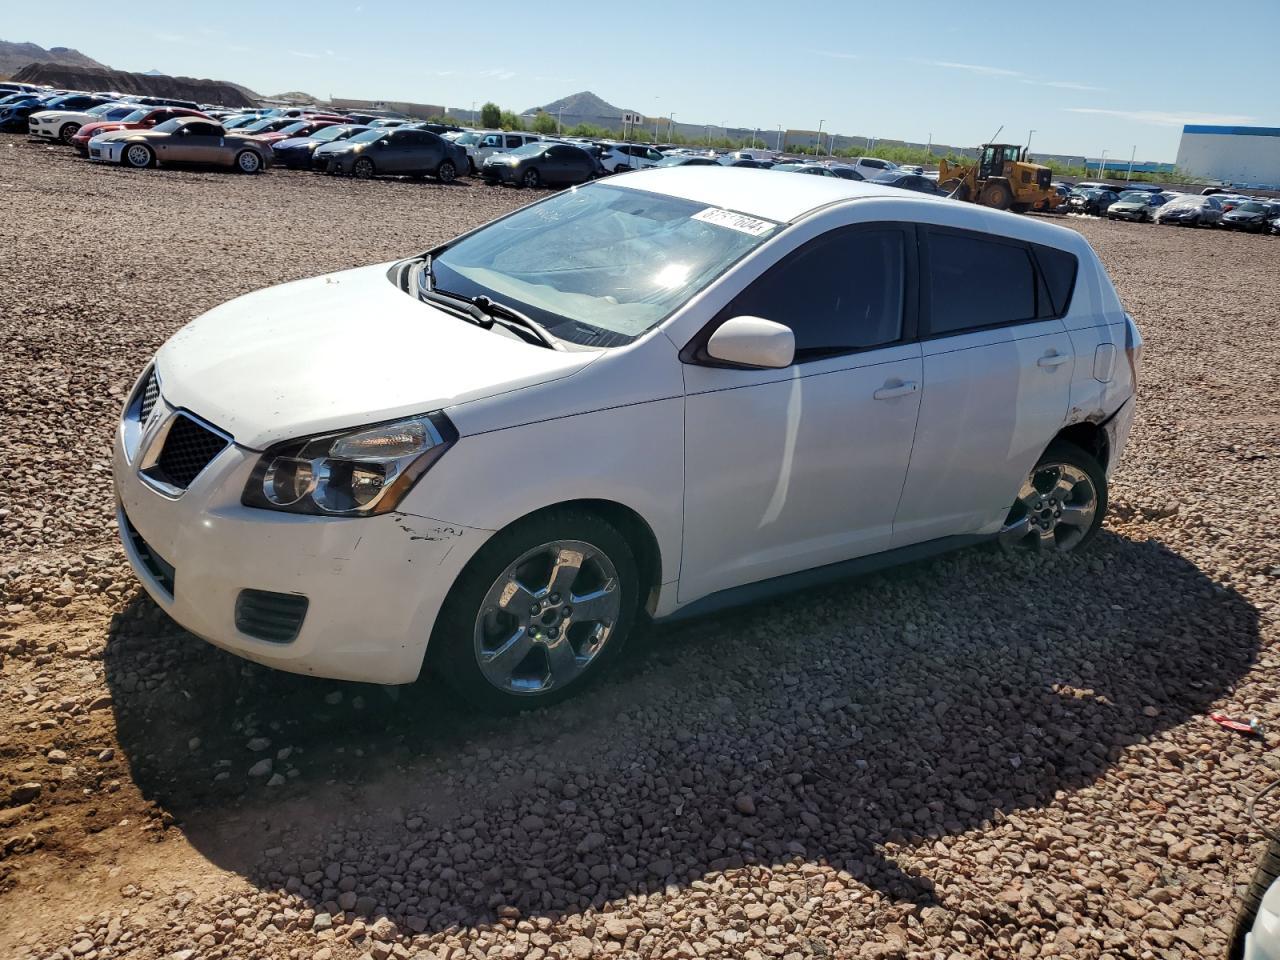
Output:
left=250, top=118, right=345, bottom=145
left=72, top=106, right=208, bottom=156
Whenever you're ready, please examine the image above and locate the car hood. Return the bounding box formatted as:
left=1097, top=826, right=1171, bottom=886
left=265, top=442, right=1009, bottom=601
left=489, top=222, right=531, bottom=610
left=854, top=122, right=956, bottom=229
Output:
left=1225, top=211, right=1262, bottom=219
left=272, top=136, right=315, bottom=150
left=155, top=263, right=601, bottom=450
left=31, top=109, right=95, bottom=123
left=1110, top=202, right=1146, bottom=211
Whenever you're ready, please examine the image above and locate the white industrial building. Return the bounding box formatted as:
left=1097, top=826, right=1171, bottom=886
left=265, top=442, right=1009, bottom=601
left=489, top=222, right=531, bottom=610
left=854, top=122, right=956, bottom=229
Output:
left=1175, top=125, right=1280, bottom=188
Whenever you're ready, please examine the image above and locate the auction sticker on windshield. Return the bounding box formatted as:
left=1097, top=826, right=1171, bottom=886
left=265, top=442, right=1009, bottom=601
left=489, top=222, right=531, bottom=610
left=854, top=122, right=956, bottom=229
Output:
left=691, top=207, right=776, bottom=236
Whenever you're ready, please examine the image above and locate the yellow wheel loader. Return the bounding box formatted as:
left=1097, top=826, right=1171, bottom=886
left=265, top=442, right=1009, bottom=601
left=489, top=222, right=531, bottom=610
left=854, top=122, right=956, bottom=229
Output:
left=937, top=143, right=1062, bottom=214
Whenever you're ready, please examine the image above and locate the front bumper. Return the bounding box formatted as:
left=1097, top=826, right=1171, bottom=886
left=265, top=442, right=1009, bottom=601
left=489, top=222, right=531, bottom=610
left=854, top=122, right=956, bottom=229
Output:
left=28, top=119, right=59, bottom=139
left=88, top=140, right=126, bottom=164
left=112, top=397, right=491, bottom=684
left=481, top=163, right=518, bottom=182
left=322, top=151, right=360, bottom=174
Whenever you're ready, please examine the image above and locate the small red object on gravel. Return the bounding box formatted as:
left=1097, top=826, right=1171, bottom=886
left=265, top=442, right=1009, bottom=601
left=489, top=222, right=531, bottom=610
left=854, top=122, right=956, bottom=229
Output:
left=1209, top=713, right=1263, bottom=736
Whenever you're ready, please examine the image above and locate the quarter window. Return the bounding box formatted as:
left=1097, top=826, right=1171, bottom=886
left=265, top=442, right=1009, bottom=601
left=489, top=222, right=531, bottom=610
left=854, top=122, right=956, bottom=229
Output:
left=925, top=229, right=1037, bottom=334
left=722, top=228, right=906, bottom=360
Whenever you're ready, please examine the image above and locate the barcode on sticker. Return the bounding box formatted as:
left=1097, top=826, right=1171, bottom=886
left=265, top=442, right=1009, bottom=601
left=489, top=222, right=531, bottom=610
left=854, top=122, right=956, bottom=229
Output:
left=691, top=207, right=776, bottom=236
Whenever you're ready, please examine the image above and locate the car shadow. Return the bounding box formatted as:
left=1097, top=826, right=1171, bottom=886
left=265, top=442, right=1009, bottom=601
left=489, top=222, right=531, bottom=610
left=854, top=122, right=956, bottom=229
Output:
left=103, top=531, right=1260, bottom=935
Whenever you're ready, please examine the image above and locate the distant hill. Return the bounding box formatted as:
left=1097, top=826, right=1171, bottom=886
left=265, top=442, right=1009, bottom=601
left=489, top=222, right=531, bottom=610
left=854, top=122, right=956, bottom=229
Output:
left=524, top=90, right=640, bottom=128
left=0, top=40, right=105, bottom=78
left=10, top=63, right=254, bottom=107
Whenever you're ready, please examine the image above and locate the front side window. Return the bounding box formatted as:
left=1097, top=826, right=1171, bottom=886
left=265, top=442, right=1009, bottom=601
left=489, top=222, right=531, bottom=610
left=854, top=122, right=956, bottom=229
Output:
left=428, top=184, right=780, bottom=347
left=926, top=229, right=1036, bottom=335
left=721, top=227, right=906, bottom=360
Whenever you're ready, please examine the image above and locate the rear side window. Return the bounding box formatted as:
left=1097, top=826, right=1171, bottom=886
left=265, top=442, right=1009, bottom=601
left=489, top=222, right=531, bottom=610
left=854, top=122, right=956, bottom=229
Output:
left=1031, top=244, right=1078, bottom=317
left=925, top=229, right=1036, bottom=334
left=723, top=227, right=906, bottom=360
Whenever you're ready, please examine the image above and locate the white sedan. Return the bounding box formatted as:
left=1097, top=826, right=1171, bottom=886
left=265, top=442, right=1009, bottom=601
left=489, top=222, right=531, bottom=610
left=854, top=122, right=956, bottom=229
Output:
left=112, top=169, right=1139, bottom=711
left=28, top=102, right=134, bottom=143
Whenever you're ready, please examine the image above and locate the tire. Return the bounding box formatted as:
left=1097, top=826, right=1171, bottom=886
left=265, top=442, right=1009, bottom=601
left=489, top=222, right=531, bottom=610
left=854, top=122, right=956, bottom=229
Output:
left=939, top=178, right=969, bottom=201
left=235, top=150, right=262, bottom=174
left=437, top=160, right=457, bottom=183
left=58, top=122, right=80, bottom=144
left=1229, top=837, right=1280, bottom=960
left=352, top=156, right=375, bottom=179
left=520, top=167, right=540, bottom=189
left=979, top=180, right=1014, bottom=211
left=998, top=439, right=1107, bottom=554
left=122, top=144, right=154, bottom=169
left=427, top=508, right=641, bottom=713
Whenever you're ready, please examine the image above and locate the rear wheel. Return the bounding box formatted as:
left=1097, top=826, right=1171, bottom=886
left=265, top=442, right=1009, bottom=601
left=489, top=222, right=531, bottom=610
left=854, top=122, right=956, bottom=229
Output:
left=58, top=123, right=80, bottom=143
left=123, top=144, right=154, bottom=169
left=428, top=509, right=640, bottom=713
left=352, top=156, right=375, bottom=179
left=999, top=440, right=1106, bottom=554
left=1229, top=836, right=1280, bottom=959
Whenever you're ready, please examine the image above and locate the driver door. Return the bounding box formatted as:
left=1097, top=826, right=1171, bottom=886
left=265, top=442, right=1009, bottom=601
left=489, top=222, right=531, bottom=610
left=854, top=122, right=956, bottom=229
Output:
left=679, top=223, right=923, bottom=602
left=165, top=122, right=224, bottom=163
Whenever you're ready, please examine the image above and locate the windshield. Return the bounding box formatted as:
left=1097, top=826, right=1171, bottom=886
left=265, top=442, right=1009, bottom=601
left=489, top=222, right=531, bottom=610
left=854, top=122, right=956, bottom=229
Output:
left=1118, top=191, right=1150, bottom=202
left=655, top=156, right=690, bottom=167
left=508, top=143, right=546, bottom=157
left=1236, top=202, right=1265, bottom=213
left=120, top=109, right=149, bottom=122
left=277, top=121, right=312, bottom=136
left=85, top=104, right=115, bottom=117
left=428, top=184, right=780, bottom=347
left=242, top=118, right=278, bottom=132
left=152, top=118, right=187, bottom=133
left=346, top=129, right=387, bottom=144
left=312, top=124, right=360, bottom=142
left=454, top=132, right=482, bottom=145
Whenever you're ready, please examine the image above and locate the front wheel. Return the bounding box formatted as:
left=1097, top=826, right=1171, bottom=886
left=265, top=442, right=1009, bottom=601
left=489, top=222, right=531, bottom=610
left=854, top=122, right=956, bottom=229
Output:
left=235, top=150, right=262, bottom=174
left=123, top=144, right=154, bottom=169
left=428, top=509, right=640, bottom=713
left=520, top=167, right=540, bottom=189
left=59, top=123, right=80, bottom=143
left=437, top=160, right=457, bottom=183
left=999, top=440, right=1107, bottom=553
left=352, top=156, right=375, bottom=179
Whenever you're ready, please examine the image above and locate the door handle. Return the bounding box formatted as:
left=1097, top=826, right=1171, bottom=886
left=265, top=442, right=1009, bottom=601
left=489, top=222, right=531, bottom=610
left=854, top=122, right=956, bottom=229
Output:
left=1037, top=352, right=1071, bottom=368
left=873, top=380, right=919, bottom=400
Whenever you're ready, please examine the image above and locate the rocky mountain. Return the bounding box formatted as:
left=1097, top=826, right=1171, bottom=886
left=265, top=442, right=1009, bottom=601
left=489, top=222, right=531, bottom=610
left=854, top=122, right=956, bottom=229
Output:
left=0, top=40, right=105, bottom=78
left=524, top=91, right=641, bottom=128
left=9, top=63, right=254, bottom=108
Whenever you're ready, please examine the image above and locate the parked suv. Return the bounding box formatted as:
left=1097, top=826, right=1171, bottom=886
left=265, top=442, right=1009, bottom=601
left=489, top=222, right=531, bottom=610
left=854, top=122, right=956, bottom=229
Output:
left=112, top=171, right=1138, bottom=712
left=462, top=131, right=543, bottom=172
left=600, top=142, right=665, bottom=173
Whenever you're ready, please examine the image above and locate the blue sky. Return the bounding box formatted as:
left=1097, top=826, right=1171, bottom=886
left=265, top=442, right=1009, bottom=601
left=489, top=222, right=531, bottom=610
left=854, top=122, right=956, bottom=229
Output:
left=9, top=0, right=1277, bottom=161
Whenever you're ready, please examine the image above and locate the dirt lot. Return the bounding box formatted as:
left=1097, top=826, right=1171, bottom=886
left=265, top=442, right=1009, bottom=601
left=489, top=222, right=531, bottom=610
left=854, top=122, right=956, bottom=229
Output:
left=1, top=132, right=1278, bottom=960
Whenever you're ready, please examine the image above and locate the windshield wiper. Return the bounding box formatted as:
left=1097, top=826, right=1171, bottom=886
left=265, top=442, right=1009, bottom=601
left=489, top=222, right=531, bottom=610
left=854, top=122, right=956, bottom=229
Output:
left=415, top=258, right=561, bottom=350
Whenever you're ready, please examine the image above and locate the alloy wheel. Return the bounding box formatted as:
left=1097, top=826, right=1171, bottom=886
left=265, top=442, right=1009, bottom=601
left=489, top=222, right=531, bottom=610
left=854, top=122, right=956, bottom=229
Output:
left=999, top=462, right=1098, bottom=553
left=473, top=540, right=621, bottom=696
left=124, top=145, right=151, bottom=168
left=237, top=151, right=261, bottom=173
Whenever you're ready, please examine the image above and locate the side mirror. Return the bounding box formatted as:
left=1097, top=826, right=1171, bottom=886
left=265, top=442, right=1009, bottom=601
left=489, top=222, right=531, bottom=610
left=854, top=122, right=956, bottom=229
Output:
left=705, top=316, right=795, bottom=369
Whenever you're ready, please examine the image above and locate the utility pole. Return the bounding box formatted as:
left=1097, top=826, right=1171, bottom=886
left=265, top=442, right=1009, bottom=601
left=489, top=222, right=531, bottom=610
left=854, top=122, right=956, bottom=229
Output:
left=1026, top=129, right=1035, bottom=154
left=927, top=132, right=932, bottom=157
left=816, top=119, right=824, bottom=158
left=1098, top=149, right=1108, bottom=179
left=1126, top=144, right=1136, bottom=181
left=668, top=112, right=676, bottom=141
left=557, top=106, right=564, bottom=136
left=776, top=125, right=783, bottom=152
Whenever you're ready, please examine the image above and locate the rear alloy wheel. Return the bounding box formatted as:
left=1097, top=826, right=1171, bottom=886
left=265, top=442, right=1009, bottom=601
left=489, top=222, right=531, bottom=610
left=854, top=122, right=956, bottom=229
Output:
left=58, top=123, right=80, bottom=143
left=999, top=441, right=1106, bottom=554
left=123, top=144, right=154, bottom=169
left=352, top=157, right=375, bottom=179
left=521, top=168, right=540, bottom=188
left=235, top=150, right=262, bottom=174
left=437, top=160, right=457, bottom=183
left=429, top=510, right=639, bottom=712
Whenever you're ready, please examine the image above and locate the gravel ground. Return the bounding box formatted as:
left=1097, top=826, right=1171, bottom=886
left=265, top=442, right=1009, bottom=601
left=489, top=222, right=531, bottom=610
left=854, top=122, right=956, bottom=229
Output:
left=1, top=132, right=1279, bottom=960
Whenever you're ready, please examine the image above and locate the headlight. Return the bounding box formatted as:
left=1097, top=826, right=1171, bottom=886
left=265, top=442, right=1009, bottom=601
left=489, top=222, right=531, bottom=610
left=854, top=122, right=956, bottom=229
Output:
left=242, top=413, right=457, bottom=517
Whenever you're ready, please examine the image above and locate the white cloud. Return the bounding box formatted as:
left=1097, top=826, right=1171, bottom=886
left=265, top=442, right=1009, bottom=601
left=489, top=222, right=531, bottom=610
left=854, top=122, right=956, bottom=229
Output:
left=290, top=50, right=323, bottom=59
left=1065, top=107, right=1260, bottom=127
left=477, top=69, right=516, bottom=81
left=924, top=60, right=1022, bottom=77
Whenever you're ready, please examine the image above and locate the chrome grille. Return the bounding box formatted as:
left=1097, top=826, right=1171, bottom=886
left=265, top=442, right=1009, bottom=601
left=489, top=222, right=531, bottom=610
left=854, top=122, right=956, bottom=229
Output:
left=151, top=414, right=229, bottom=489
left=138, top=370, right=160, bottom=423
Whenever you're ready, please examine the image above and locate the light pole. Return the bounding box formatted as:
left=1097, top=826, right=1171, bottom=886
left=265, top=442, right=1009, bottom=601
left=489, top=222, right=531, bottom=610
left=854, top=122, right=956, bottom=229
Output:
left=1126, top=144, right=1136, bottom=181
left=752, top=127, right=759, bottom=149
left=1026, top=129, right=1035, bottom=155
left=816, top=119, right=824, bottom=158
left=776, top=125, right=783, bottom=152
left=1098, top=149, right=1108, bottom=179
left=668, top=112, right=676, bottom=142
left=926, top=132, right=932, bottom=157
left=557, top=106, right=564, bottom=136
left=471, top=101, right=476, bottom=126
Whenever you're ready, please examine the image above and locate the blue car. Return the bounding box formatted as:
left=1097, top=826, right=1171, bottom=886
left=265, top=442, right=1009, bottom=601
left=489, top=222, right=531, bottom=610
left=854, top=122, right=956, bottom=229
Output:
left=271, top=123, right=372, bottom=169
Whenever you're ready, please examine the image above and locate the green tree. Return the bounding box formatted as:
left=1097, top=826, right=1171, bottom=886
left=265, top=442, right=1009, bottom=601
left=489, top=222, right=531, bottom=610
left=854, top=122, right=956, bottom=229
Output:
left=479, top=102, right=502, bottom=128
left=499, top=110, right=524, bottom=131
left=532, top=110, right=557, bottom=135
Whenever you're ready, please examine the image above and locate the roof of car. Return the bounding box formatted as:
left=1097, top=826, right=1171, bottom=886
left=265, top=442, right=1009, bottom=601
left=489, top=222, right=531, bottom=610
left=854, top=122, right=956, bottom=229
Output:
left=613, top=167, right=932, bottom=222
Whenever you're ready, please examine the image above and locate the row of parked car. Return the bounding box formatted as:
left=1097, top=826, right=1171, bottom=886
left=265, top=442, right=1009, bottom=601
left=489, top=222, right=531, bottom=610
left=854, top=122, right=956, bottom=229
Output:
left=1059, top=181, right=1280, bottom=233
